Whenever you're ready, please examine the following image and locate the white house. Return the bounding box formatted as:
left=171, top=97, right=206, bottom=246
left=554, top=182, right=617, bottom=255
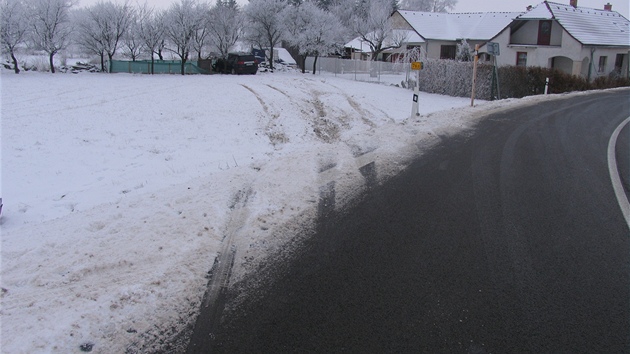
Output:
left=390, top=10, right=523, bottom=60
left=345, top=1, right=629, bottom=79
left=480, top=1, right=630, bottom=79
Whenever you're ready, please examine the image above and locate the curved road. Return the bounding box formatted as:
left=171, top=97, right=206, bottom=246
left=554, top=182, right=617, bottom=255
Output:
left=200, top=90, right=630, bottom=353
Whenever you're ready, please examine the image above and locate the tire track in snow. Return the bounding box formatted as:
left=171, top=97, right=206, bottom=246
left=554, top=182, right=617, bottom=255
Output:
left=187, top=187, right=252, bottom=351
left=240, top=84, right=288, bottom=147
left=314, top=79, right=395, bottom=125
left=268, top=83, right=345, bottom=144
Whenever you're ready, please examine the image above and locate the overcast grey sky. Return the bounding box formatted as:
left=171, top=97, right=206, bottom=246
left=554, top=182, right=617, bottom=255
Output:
left=77, top=0, right=629, bottom=19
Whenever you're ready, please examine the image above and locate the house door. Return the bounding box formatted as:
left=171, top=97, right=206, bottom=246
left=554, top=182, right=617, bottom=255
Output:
left=538, top=20, right=552, bottom=45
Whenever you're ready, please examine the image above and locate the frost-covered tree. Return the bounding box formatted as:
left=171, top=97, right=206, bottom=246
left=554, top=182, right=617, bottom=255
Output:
left=163, top=0, right=203, bottom=75
left=283, top=1, right=343, bottom=74
left=74, top=1, right=133, bottom=72
left=192, top=1, right=211, bottom=60
left=1, top=0, right=30, bottom=73
left=244, top=0, right=286, bottom=70
left=122, top=8, right=142, bottom=61
left=396, top=45, right=425, bottom=64
left=74, top=8, right=107, bottom=70
left=28, top=0, right=76, bottom=73
left=398, top=0, right=457, bottom=12
left=207, top=0, right=242, bottom=58
left=456, top=38, right=472, bottom=62
left=137, top=4, right=165, bottom=73
left=314, top=0, right=334, bottom=10
left=352, top=0, right=406, bottom=61
left=328, top=0, right=354, bottom=32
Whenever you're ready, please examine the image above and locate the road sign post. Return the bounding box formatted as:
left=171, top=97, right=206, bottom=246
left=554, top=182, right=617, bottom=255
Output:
left=487, top=42, right=501, bottom=100
left=411, top=62, right=422, bottom=117
left=471, top=45, right=479, bottom=107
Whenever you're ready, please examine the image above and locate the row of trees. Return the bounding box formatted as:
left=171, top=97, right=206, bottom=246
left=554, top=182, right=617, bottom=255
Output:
left=1, top=0, right=458, bottom=75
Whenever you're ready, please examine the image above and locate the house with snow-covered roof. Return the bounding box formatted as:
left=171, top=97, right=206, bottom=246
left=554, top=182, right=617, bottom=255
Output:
left=345, top=0, right=629, bottom=79
left=390, top=10, right=523, bottom=60
left=480, top=0, right=630, bottom=79
left=343, top=10, right=521, bottom=61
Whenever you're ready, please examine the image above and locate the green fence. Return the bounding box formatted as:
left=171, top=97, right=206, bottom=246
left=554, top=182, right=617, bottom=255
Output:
left=109, top=60, right=211, bottom=74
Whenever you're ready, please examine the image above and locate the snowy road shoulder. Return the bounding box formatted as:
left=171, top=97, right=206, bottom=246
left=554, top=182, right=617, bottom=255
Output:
left=1, top=70, right=561, bottom=353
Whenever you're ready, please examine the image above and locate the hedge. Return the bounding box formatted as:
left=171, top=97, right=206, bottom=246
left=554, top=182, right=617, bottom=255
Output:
left=413, top=59, right=629, bottom=100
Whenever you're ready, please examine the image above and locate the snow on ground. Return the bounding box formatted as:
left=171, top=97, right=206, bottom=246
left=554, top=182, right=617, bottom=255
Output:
left=1, top=68, right=551, bottom=353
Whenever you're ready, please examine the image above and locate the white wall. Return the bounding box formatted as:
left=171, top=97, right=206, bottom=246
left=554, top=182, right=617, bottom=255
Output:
left=510, top=20, right=563, bottom=46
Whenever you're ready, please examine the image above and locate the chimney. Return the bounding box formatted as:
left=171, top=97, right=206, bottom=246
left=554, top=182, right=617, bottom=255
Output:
left=604, top=2, right=612, bottom=11
left=570, top=0, right=578, bottom=7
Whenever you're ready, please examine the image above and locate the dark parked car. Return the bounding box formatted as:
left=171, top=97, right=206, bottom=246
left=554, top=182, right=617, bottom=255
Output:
left=213, top=53, right=258, bottom=75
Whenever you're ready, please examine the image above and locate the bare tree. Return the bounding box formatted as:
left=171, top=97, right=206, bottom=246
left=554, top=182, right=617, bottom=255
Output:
left=352, top=0, right=406, bottom=61
left=137, top=4, right=165, bottom=73
left=283, top=1, right=344, bottom=73
left=192, top=1, right=211, bottom=60
left=122, top=7, right=142, bottom=61
left=29, top=0, right=76, bottom=73
left=1, top=0, right=30, bottom=73
left=244, top=0, right=286, bottom=71
left=163, top=0, right=202, bottom=75
left=74, top=1, right=133, bottom=72
left=400, top=0, right=458, bottom=12
left=328, top=0, right=355, bottom=44
left=208, top=0, right=242, bottom=58
left=74, top=8, right=107, bottom=71
left=398, top=0, right=457, bottom=12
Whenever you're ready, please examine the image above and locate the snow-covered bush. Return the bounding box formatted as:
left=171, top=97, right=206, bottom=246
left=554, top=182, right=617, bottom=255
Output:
left=415, top=58, right=493, bottom=99
left=456, top=39, right=472, bottom=62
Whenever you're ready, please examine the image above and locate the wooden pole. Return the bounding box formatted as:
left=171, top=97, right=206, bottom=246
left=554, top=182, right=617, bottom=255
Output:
left=471, top=44, right=479, bottom=107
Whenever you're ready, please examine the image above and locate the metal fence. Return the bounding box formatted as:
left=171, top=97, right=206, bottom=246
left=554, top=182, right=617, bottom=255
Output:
left=109, top=60, right=210, bottom=74
left=305, top=57, right=413, bottom=86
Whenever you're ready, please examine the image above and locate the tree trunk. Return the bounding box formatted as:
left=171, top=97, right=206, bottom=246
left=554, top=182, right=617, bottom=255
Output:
left=181, top=58, right=187, bottom=75
left=151, top=56, right=155, bottom=75
left=301, top=56, right=306, bottom=74
left=10, top=52, right=20, bottom=74
left=312, top=55, right=318, bottom=75
left=268, top=42, right=274, bottom=71
left=157, top=49, right=164, bottom=61
left=49, top=53, right=55, bottom=73
left=107, top=53, right=114, bottom=73
left=100, top=53, right=105, bottom=72
left=48, top=53, right=55, bottom=74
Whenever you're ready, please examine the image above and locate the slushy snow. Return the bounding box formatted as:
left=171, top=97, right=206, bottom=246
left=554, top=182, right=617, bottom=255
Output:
left=1, top=69, right=552, bottom=353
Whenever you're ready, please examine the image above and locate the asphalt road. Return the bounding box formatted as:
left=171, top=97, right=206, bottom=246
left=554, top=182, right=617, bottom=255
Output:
left=198, top=90, right=630, bottom=353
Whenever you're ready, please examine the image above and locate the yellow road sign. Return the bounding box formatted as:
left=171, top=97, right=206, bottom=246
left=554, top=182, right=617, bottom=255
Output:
left=411, top=62, right=423, bottom=70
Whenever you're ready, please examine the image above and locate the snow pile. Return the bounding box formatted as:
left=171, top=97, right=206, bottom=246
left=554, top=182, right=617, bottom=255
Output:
left=1, top=70, right=504, bottom=352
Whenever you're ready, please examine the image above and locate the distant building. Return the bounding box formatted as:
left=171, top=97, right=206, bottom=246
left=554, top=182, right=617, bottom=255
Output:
left=390, top=10, right=521, bottom=61
left=482, top=1, right=629, bottom=79
left=345, top=0, right=629, bottom=79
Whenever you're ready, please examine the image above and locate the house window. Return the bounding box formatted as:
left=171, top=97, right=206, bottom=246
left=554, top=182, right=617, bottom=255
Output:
left=614, top=54, right=624, bottom=71
left=537, top=20, right=552, bottom=45
left=598, top=56, right=607, bottom=72
left=440, top=45, right=456, bottom=59
left=516, top=52, right=527, bottom=66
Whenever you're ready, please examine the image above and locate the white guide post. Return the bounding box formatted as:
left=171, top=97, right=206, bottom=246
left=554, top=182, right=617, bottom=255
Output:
left=411, top=61, right=422, bottom=117
left=544, top=77, right=550, bottom=94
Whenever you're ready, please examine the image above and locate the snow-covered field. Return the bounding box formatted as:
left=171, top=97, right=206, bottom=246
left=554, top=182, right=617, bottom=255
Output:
left=1, top=68, right=539, bottom=352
